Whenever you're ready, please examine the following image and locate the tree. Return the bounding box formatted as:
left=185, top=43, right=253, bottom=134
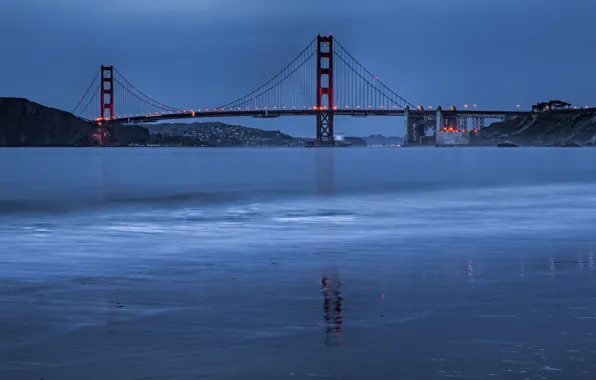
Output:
left=533, top=100, right=572, bottom=112
left=532, top=102, right=548, bottom=112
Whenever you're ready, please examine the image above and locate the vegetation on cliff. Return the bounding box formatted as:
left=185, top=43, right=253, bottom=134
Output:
left=531, top=100, right=572, bottom=112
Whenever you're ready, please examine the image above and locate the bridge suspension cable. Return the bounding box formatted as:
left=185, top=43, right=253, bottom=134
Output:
left=332, top=38, right=416, bottom=110
left=216, top=37, right=318, bottom=111
left=112, top=68, right=182, bottom=114
left=73, top=34, right=416, bottom=123
left=213, top=35, right=415, bottom=113
left=72, top=69, right=101, bottom=121
left=73, top=66, right=181, bottom=120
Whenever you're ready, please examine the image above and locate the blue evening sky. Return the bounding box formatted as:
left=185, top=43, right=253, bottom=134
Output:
left=1, top=0, right=595, bottom=136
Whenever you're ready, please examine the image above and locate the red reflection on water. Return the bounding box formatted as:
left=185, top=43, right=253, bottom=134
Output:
left=321, top=275, right=342, bottom=346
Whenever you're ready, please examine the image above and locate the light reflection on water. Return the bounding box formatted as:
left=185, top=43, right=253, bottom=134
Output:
left=1, top=148, right=596, bottom=379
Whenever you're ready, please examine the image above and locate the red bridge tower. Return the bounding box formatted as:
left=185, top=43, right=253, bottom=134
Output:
left=316, top=35, right=334, bottom=145
left=100, top=65, right=114, bottom=145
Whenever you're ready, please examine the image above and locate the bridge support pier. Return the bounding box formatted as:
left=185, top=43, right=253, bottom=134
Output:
left=457, top=115, right=468, bottom=130
left=472, top=116, right=485, bottom=131
left=316, top=35, right=334, bottom=145
left=435, top=107, right=445, bottom=135
left=403, top=107, right=410, bottom=145
left=404, top=109, right=431, bottom=145
left=435, top=107, right=445, bottom=145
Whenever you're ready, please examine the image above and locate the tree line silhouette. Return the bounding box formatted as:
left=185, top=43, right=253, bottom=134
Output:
left=532, top=100, right=572, bottom=112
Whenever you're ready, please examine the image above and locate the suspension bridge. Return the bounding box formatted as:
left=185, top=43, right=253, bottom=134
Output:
left=72, top=34, right=528, bottom=146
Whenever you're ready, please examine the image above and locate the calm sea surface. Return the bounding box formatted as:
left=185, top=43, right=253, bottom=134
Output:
left=1, top=147, right=596, bottom=379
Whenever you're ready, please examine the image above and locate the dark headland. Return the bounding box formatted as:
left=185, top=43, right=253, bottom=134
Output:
left=0, top=98, right=94, bottom=146
left=0, top=98, right=148, bottom=147
left=474, top=107, right=596, bottom=147
left=1, top=97, right=595, bottom=147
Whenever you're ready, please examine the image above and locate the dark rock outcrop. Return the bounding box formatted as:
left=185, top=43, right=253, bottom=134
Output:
left=480, top=108, right=596, bottom=147
left=551, top=141, right=581, bottom=147
left=0, top=98, right=93, bottom=146
left=112, top=124, right=150, bottom=145
left=496, top=141, right=519, bottom=147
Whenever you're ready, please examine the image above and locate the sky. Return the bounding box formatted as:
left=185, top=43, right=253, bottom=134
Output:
left=1, top=0, right=595, bottom=136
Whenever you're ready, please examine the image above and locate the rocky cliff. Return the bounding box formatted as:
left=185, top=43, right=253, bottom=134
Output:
left=0, top=98, right=93, bottom=146
left=480, top=108, right=596, bottom=146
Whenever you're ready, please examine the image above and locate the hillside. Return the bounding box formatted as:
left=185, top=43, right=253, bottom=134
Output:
left=142, top=122, right=309, bottom=147
left=342, top=136, right=367, bottom=146
left=480, top=108, right=596, bottom=146
left=364, top=134, right=404, bottom=146
left=0, top=98, right=93, bottom=146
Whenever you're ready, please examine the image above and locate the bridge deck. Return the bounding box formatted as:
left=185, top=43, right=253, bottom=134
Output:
left=98, top=109, right=529, bottom=125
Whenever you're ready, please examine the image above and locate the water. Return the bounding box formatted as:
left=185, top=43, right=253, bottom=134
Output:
left=2, top=147, right=596, bottom=379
